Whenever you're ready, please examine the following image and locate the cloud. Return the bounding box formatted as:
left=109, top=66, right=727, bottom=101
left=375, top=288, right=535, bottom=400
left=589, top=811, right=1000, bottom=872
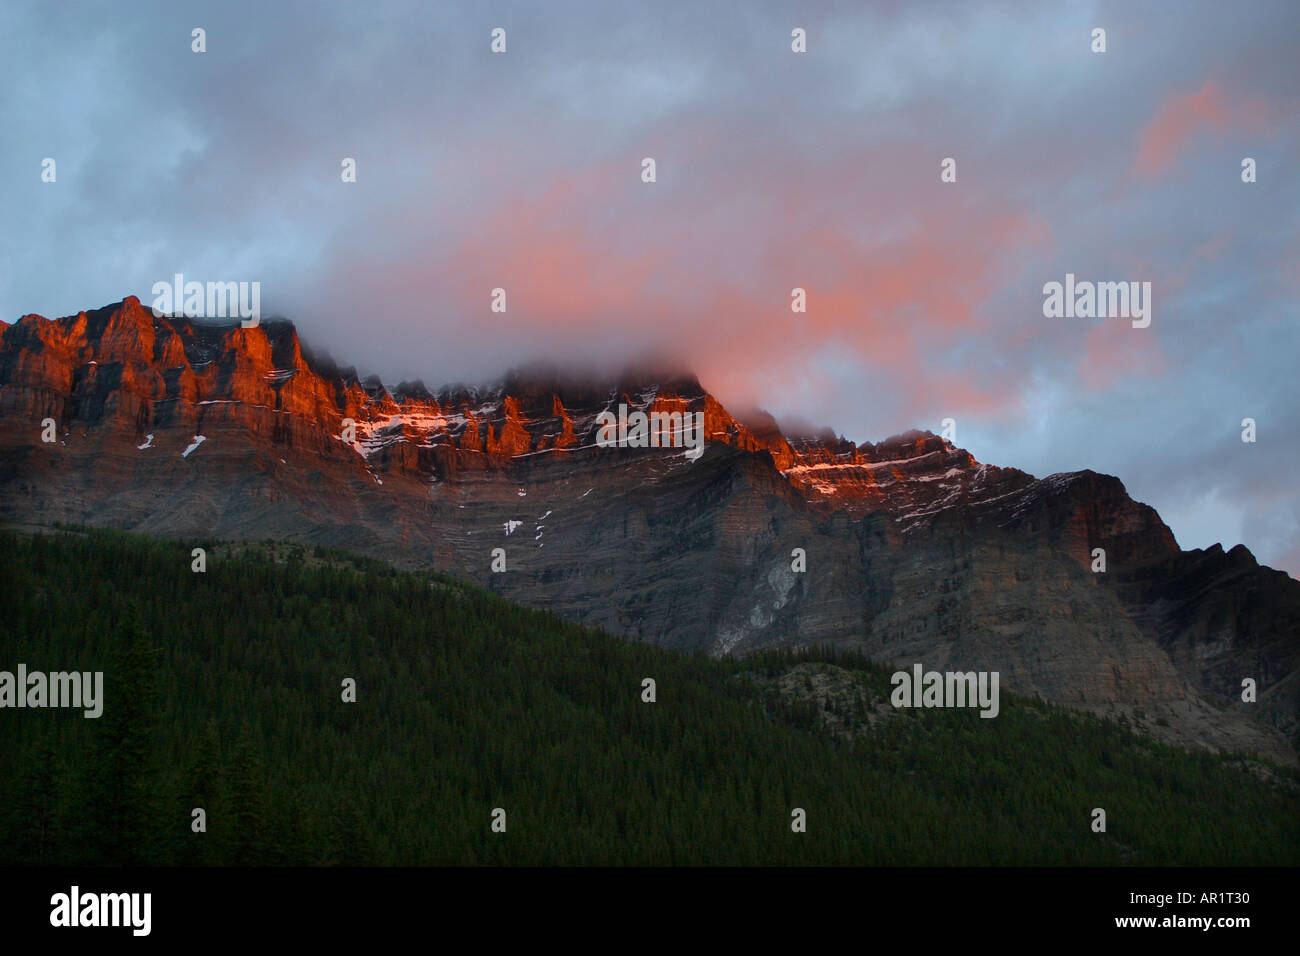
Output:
left=1134, top=77, right=1279, bottom=178
left=1134, top=79, right=1232, bottom=177
left=2, top=0, right=1298, bottom=576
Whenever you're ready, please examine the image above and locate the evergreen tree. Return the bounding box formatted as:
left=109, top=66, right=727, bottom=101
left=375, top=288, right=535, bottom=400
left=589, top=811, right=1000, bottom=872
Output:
left=80, top=608, right=160, bottom=865
left=228, top=723, right=269, bottom=865
left=179, top=722, right=222, bottom=865
left=12, top=738, right=59, bottom=865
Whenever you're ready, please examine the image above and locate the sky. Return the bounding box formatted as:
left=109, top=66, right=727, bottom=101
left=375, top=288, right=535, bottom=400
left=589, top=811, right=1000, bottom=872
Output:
left=1, top=0, right=1297, bottom=576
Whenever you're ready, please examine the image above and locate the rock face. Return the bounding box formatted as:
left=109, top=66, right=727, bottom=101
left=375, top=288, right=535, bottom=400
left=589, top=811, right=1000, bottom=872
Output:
left=2, top=299, right=1297, bottom=764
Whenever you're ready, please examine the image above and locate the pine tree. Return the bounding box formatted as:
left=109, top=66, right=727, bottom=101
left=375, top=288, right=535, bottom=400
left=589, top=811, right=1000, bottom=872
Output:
left=13, top=738, right=59, bottom=864
left=81, top=608, right=160, bottom=865
left=179, top=722, right=221, bottom=865
left=228, top=722, right=269, bottom=865
left=333, top=796, right=372, bottom=866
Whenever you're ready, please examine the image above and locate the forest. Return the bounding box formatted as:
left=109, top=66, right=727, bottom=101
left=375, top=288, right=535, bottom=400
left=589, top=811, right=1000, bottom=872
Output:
left=1, top=526, right=1297, bottom=866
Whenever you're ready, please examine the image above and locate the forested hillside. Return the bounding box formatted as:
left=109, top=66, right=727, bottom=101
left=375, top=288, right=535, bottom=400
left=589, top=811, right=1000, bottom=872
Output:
left=2, top=528, right=1296, bottom=866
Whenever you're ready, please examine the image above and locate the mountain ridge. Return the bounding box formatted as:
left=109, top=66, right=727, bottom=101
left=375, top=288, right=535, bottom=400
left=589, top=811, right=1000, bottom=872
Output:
left=2, top=295, right=1039, bottom=517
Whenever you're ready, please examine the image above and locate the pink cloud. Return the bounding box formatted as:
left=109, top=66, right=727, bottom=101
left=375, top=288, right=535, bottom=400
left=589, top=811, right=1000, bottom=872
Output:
left=1077, top=316, right=1166, bottom=392
left=1133, top=78, right=1276, bottom=178
left=306, top=119, right=1054, bottom=436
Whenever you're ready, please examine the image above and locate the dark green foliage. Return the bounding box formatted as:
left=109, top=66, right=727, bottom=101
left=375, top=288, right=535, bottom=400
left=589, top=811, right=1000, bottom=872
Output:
left=0, top=527, right=1297, bottom=866
left=11, top=737, right=57, bottom=865
left=77, top=609, right=160, bottom=866
left=228, top=722, right=269, bottom=866
left=177, top=722, right=221, bottom=865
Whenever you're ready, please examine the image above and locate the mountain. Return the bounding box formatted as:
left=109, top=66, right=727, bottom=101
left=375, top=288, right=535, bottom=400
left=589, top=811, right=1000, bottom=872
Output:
left=2, top=297, right=1297, bottom=764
